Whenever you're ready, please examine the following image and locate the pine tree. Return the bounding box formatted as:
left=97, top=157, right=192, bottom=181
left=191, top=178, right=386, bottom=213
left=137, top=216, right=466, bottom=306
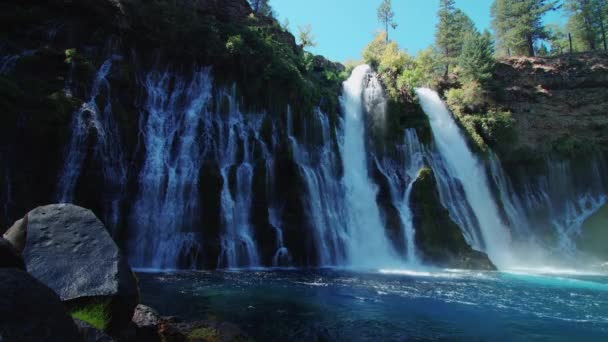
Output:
left=491, top=0, right=558, bottom=57
left=377, top=0, right=397, bottom=42
left=435, top=0, right=476, bottom=75
left=564, top=0, right=600, bottom=51
left=457, top=30, right=495, bottom=83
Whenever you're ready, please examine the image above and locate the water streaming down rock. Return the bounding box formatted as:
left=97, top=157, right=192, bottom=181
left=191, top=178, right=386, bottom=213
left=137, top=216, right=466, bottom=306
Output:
left=214, top=89, right=268, bottom=269
left=374, top=129, right=425, bottom=264
left=128, top=68, right=212, bottom=269
left=492, top=155, right=608, bottom=260
left=416, top=88, right=513, bottom=267
left=340, top=65, right=401, bottom=268
left=288, top=108, right=348, bottom=266
left=56, top=57, right=127, bottom=232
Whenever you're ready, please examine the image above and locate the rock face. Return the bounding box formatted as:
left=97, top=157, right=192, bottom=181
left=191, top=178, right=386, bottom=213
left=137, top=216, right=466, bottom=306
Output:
left=578, top=203, right=608, bottom=260
left=0, top=269, right=81, bottom=342
left=492, top=53, right=608, bottom=156
left=409, top=168, right=496, bottom=270
left=0, top=237, right=25, bottom=270
left=20, top=204, right=139, bottom=333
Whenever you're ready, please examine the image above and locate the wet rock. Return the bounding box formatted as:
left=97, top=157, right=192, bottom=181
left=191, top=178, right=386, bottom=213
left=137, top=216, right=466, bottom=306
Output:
left=0, top=236, right=25, bottom=270
left=3, top=216, right=28, bottom=252
left=410, top=168, right=496, bottom=270
left=132, top=304, right=162, bottom=342
left=20, top=204, right=139, bottom=334
left=75, top=319, right=115, bottom=342
left=0, top=269, right=81, bottom=342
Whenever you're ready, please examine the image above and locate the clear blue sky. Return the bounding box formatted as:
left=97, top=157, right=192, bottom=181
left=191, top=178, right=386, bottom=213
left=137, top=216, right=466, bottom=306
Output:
left=272, top=0, right=565, bottom=63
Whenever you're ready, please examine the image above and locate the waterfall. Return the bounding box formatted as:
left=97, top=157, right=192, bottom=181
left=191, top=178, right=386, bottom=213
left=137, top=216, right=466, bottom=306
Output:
left=416, top=88, right=512, bottom=267
left=128, top=69, right=212, bottom=269
left=214, top=89, right=270, bottom=269
left=340, top=65, right=400, bottom=268
left=289, top=108, right=348, bottom=266
left=56, top=57, right=127, bottom=232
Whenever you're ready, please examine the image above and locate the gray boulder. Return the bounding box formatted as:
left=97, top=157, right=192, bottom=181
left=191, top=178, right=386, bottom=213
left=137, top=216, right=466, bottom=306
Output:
left=132, top=304, right=162, bottom=342
left=3, top=216, right=27, bottom=252
left=0, top=269, right=81, bottom=342
left=20, top=204, right=139, bottom=334
left=0, top=236, right=25, bottom=270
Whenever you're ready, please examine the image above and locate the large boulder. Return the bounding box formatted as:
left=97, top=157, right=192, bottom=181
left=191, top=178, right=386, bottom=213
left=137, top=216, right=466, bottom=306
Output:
left=0, top=269, right=81, bottom=342
left=409, top=168, right=496, bottom=270
left=0, top=236, right=25, bottom=270
left=18, top=204, right=139, bottom=334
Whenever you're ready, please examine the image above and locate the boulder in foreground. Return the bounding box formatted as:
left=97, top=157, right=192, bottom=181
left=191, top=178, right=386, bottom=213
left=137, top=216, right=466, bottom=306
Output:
left=15, top=204, right=139, bottom=334
left=0, top=269, right=81, bottom=342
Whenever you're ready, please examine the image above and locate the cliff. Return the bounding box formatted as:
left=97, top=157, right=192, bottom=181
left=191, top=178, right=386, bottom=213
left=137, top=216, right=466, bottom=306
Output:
left=491, top=52, right=608, bottom=160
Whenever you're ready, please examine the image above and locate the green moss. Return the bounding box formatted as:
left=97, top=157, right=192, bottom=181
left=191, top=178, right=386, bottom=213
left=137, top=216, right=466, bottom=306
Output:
left=552, top=136, right=598, bottom=158
left=70, top=302, right=110, bottom=331
left=188, top=327, right=221, bottom=342
left=578, top=204, right=608, bottom=260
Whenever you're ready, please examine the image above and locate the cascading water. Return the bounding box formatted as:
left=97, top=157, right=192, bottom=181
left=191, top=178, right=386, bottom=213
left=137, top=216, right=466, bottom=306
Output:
left=128, top=68, right=212, bottom=269
left=374, top=129, right=425, bottom=265
left=340, top=65, right=401, bottom=268
left=56, top=57, right=127, bottom=231
left=215, top=90, right=266, bottom=268
left=416, top=88, right=512, bottom=267
left=289, top=108, right=348, bottom=266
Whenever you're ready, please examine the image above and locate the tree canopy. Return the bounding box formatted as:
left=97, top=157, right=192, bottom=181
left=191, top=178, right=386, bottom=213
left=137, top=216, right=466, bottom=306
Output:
left=491, top=0, right=558, bottom=57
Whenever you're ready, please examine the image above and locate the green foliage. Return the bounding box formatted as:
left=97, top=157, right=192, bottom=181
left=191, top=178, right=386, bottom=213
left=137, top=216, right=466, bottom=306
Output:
left=363, top=33, right=440, bottom=101
left=130, top=1, right=343, bottom=116
left=225, top=35, right=245, bottom=55
left=377, top=0, right=397, bottom=41
left=552, top=135, right=598, bottom=157
left=70, top=302, right=110, bottom=331
left=457, top=30, right=495, bottom=84
left=435, top=0, right=477, bottom=74
left=546, top=24, right=571, bottom=55
left=564, top=0, right=607, bottom=51
left=491, top=0, right=558, bottom=56
left=446, top=82, right=516, bottom=153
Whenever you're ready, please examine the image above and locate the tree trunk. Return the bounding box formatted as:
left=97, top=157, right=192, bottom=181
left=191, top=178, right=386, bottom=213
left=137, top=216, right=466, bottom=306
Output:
left=526, top=34, right=535, bottom=57
left=569, top=33, right=573, bottom=53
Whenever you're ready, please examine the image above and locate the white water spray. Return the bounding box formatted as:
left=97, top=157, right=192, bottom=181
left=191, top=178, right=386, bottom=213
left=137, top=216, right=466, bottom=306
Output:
left=416, top=88, right=513, bottom=267
left=340, top=65, right=401, bottom=268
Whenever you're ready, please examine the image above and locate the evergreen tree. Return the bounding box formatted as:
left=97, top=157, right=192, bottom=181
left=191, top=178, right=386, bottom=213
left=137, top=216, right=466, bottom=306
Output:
left=457, top=30, right=495, bottom=83
left=435, top=0, right=476, bottom=75
left=564, top=0, right=607, bottom=51
left=377, top=0, right=397, bottom=42
left=491, top=0, right=558, bottom=57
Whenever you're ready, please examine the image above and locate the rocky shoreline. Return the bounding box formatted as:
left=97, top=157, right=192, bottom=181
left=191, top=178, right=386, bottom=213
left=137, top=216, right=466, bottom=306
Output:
left=0, top=204, right=247, bottom=342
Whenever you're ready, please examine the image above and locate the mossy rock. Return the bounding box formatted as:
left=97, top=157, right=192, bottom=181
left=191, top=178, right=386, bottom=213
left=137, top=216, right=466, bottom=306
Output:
left=578, top=203, right=608, bottom=260
left=409, top=167, right=496, bottom=270
left=69, top=300, right=111, bottom=331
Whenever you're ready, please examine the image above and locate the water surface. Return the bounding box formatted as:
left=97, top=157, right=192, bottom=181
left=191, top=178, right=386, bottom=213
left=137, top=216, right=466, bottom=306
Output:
left=137, top=269, right=608, bottom=341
